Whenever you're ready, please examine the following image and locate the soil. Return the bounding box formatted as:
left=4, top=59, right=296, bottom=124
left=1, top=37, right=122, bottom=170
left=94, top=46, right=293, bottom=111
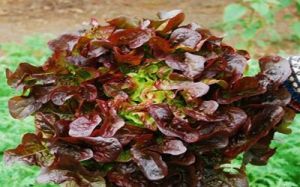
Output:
left=0, top=0, right=234, bottom=43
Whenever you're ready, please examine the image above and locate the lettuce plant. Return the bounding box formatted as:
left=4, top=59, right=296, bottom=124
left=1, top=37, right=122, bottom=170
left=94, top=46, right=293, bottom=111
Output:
left=5, top=10, right=295, bottom=186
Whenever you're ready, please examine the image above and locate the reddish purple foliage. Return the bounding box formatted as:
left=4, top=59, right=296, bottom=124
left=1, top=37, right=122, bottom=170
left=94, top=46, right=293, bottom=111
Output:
left=5, top=10, right=295, bottom=187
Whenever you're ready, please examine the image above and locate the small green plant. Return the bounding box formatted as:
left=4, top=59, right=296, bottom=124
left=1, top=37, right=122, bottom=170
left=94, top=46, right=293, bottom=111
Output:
left=221, top=0, right=300, bottom=55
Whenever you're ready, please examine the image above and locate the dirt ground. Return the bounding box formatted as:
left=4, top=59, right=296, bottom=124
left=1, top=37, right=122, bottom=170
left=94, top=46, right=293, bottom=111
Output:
left=0, top=0, right=234, bottom=43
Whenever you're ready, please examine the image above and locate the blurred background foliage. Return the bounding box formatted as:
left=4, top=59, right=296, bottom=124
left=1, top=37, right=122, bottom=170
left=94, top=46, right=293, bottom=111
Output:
left=0, top=0, right=299, bottom=186
left=219, top=0, right=300, bottom=57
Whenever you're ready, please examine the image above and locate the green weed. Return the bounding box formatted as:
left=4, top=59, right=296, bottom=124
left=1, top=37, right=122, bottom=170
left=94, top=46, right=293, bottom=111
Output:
left=219, top=0, right=300, bottom=55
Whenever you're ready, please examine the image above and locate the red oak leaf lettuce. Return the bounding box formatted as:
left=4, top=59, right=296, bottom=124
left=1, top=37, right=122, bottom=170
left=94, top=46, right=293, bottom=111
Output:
left=5, top=10, right=295, bottom=187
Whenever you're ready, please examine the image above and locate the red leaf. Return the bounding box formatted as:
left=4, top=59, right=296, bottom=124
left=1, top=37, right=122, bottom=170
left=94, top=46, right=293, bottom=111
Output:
left=35, top=112, right=56, bottom=135
left=107, top=16, right=140, bottom=29
left=87, top=40, right=108, bottom=58
left=6, top=63, right=45, bottom=90
left=4, top=133, right=45, bottom=165
left=224, top=53, right=248, bottom=82
left=157, top=81, right=209, bottom=99
left=156, top=10, right=185, bottom=34
left=80, top=83, right=98, bottom=101
left=50, top=86, right=78, bottom=106
left=37, top=155, right=104, bottom=186
left=217, top=77, right=266, bottom=104
left=86, top=25, right=115, bottom=39
left=148, top=104, right=200, bottom=143
left=224, top=105, right=284, bottom=158
left=83, top=137, right=122, bottom=163
left=109, top=28, right=151, bottom=49
left=183, top=52, right=206, bottom=79
left=113, top=47, right=144, bottom=65
left=195, top=107, right=247, bottom=141
left=131, top=147, right=168, bottom=180
left=8, top=96, right=42, bottom=119
left=107, top=162, right=149, bottom=186
left=169, top=152, right=196, bottom=166
left=48, top=34, right=79, bottom=52
left=50, top=142, right=93, bottom=161
left=170, top=28, right=202, bottom=50
left=165, top=52, right=206, bottom=79
left=259, top=56, right=291, bottom=87
left=92, top=100, right=125, bottom=137
left=114, top=125, right=153, bottom=146
left=148, top=36, right=173, bottom=58
left=160, top=139, right=187, bottom=155
left=60, top=136, right=122, bottom=163
left=69, top=114, right=102, bottom=137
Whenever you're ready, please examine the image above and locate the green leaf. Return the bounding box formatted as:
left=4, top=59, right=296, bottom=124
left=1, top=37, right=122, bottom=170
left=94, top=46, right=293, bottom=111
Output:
left=296, top=0, right=300, bottom=11
left=278, top=0, right=293, bottom=8
left=120, top=110, right=143, bottom=127
left=76, top=68, right=91, bottom=79
left=283, top=13, right=293, bottom=20
left=251, top=2, right=270, bottom=17
left=291, top=22, right=300, bottom=38
left=268, top=29, right=281, bottom=42
left=116, top=150, right=132, bottom=162
left=244, top=59, right=260, bottom=76
left=223, top=4, right=247, bottom=22
left=266, top=0, right=280, bottom=4
left=242, top=21, right=262, bottom=40
left=256, top=39, right=268, bottom=48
